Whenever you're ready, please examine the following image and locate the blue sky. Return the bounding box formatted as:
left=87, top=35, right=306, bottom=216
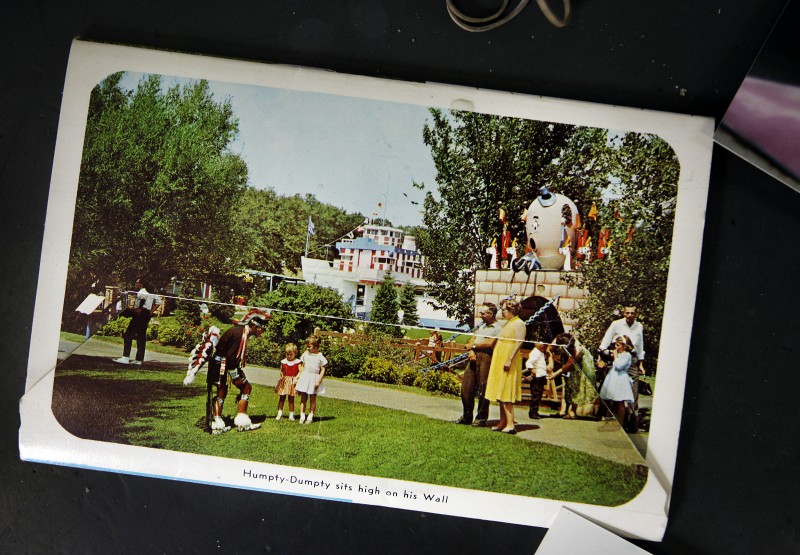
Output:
left=120, top=73, right=436, bottom=227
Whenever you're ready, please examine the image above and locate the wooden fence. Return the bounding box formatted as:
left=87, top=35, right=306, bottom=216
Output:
left=316, top=330, right=564, bottom=405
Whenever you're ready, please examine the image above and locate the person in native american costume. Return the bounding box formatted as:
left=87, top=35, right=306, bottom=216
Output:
left=201, top=310, right=270, bottom=433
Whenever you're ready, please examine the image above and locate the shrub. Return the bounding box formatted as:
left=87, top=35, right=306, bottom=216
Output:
left=249, top=283, right=352, bottom=346
left=96, top=316, right=131, bottom=337
left=245, top=337, right=284, bottom=368
left=414, top=370, right=461, bottom=396
left=208, top=289, right=236, bottom=323
left=146, top=319, right=160, bottom=341
left=356, top=357, right=401, bottom=384
left=153, top=315, right=228, bottom=351
left=174, top=297, right=202, bottom=326
left=322, top=332, right=417, bottom=378
left=323, top=338, right=377, bottom=377
left=156, top=318, right=187, bottom=347
left=398, top=366, right=419, bottom=386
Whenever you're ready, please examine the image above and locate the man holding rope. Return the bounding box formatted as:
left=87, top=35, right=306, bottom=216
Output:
left=455, top=303, right=502, bottom=427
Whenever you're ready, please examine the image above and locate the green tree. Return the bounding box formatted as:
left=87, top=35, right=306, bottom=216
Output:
left=417, top=109, right=574, bottom=323
left=398, top=281, right=419, bottom=327
left=563, top=133, right=679, bottom=369
left=419, top=109, right=678, bottom=367
left=369, top=269, right=402, bottom=337
left=234, top=189, right=365, bottom=274
left=66, top=73, right=247, bottom=323
left=250, top=282, right=352, bottom=345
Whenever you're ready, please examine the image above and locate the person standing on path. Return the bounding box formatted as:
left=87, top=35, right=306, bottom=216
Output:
left=295, top=335, right=328, bottom=424
left=523, top=340, right=550, bottom=419
left=599, top=306, right=645, bottom=430
left=484, top=299, right=527, bottom=434
left=114, top=278, right=160, bottom=365
left=275, top=343, right=301, bottom=421
left=598, top=335, right=636, bottom=428
left=455, top=303, right=502, bottom=427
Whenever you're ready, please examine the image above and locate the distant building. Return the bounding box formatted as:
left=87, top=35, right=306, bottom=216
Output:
left=301, top=224, right=459, bottom=328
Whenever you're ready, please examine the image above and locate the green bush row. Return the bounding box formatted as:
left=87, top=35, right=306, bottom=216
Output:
left=97, top=318, right=459, bottom=396
left=351, top=356, right=460, bottom=396
left=97, top=315, right=230, bottom=351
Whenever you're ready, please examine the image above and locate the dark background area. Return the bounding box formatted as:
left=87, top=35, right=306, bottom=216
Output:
left=2, top=1, right=798, bottom=552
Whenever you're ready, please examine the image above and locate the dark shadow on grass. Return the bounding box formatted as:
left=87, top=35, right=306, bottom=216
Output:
left=52, top=354, right=199, bottom=443
left=305, top=415, right=336, bottom=423
left=263, top=415, right=337, bottom=424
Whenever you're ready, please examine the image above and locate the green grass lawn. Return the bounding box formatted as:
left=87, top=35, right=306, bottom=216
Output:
left=404, top=327, right=471, bottom=344
left=61, top=331, right=91, bottom=343
left=60, top=331, right=194, bottom=357
left=53, top=365, right=646, bottom=506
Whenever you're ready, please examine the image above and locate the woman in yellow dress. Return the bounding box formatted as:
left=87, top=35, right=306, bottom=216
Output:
left=484, top=299, right=527, bottom=434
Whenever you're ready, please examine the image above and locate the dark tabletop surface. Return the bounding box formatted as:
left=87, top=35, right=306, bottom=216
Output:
left=3, top=1, right=798, bottom=553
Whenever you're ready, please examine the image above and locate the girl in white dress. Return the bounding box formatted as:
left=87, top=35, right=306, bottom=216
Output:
left=599, top=335, right=635, bottom=426
left=295, top=335, right=327, bottom=424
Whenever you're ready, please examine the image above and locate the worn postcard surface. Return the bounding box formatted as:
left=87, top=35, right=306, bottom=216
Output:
left=20, top=40, right=713, bottom=540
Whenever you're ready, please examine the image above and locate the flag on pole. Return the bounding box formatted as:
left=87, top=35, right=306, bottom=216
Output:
left=307, top=216, right=316, bottom=236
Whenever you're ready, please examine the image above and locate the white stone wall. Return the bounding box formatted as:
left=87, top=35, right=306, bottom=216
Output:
left=473, top=270, right=587, bottom=331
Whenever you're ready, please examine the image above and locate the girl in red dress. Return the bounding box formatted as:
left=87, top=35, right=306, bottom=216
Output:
left=275, top=343, right=301, bottom=421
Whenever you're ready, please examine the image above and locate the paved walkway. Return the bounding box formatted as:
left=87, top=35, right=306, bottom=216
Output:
left=59, top=337, right=649, bottom=467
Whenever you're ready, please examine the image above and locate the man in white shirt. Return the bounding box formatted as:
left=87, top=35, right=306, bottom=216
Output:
left=114, top=278, right=161, bottom=365
left=599, top=306, right=645, bottom=374
left=598, top=305, right=645, bottom=431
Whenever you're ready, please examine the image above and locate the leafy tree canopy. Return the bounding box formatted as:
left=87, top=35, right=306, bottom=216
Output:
left=418, top=109, right=679, bottom=365
left=417, top=109, right=573, bottom=323
left=250, top=282, right=352, bottom=346
left=234, top=188, right=365, bottom=274
left=67, top=72, right=247, bottom=319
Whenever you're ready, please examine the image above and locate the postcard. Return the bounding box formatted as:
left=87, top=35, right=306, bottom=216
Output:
left=20, top=40, right=713, bottom=540
left=715, top=0, right=800, bottom=194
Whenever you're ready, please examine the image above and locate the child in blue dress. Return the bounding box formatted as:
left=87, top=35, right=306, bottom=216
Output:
left=599, top=335, right=635, bottom=427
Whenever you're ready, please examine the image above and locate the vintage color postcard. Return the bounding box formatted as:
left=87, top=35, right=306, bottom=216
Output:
left=20, top=40, right=713, bottom=540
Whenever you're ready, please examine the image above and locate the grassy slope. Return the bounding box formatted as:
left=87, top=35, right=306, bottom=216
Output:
left=53, top=367, right=646, bottom=506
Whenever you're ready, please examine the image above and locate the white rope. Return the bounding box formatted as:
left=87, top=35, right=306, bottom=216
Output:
left=121, top=290, right=565, bottom=345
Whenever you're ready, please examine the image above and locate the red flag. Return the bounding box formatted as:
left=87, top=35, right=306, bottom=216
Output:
left=597, top=228, right=610, bottom=259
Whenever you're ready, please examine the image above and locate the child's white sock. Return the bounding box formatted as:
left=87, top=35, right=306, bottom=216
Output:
left=306, top=413, right=314, bottom=424
left=288, top=412, right=295, bottom=421
left=299, top=413, right=306, bottom=423
left=275, top=410, right=283, bottom=421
